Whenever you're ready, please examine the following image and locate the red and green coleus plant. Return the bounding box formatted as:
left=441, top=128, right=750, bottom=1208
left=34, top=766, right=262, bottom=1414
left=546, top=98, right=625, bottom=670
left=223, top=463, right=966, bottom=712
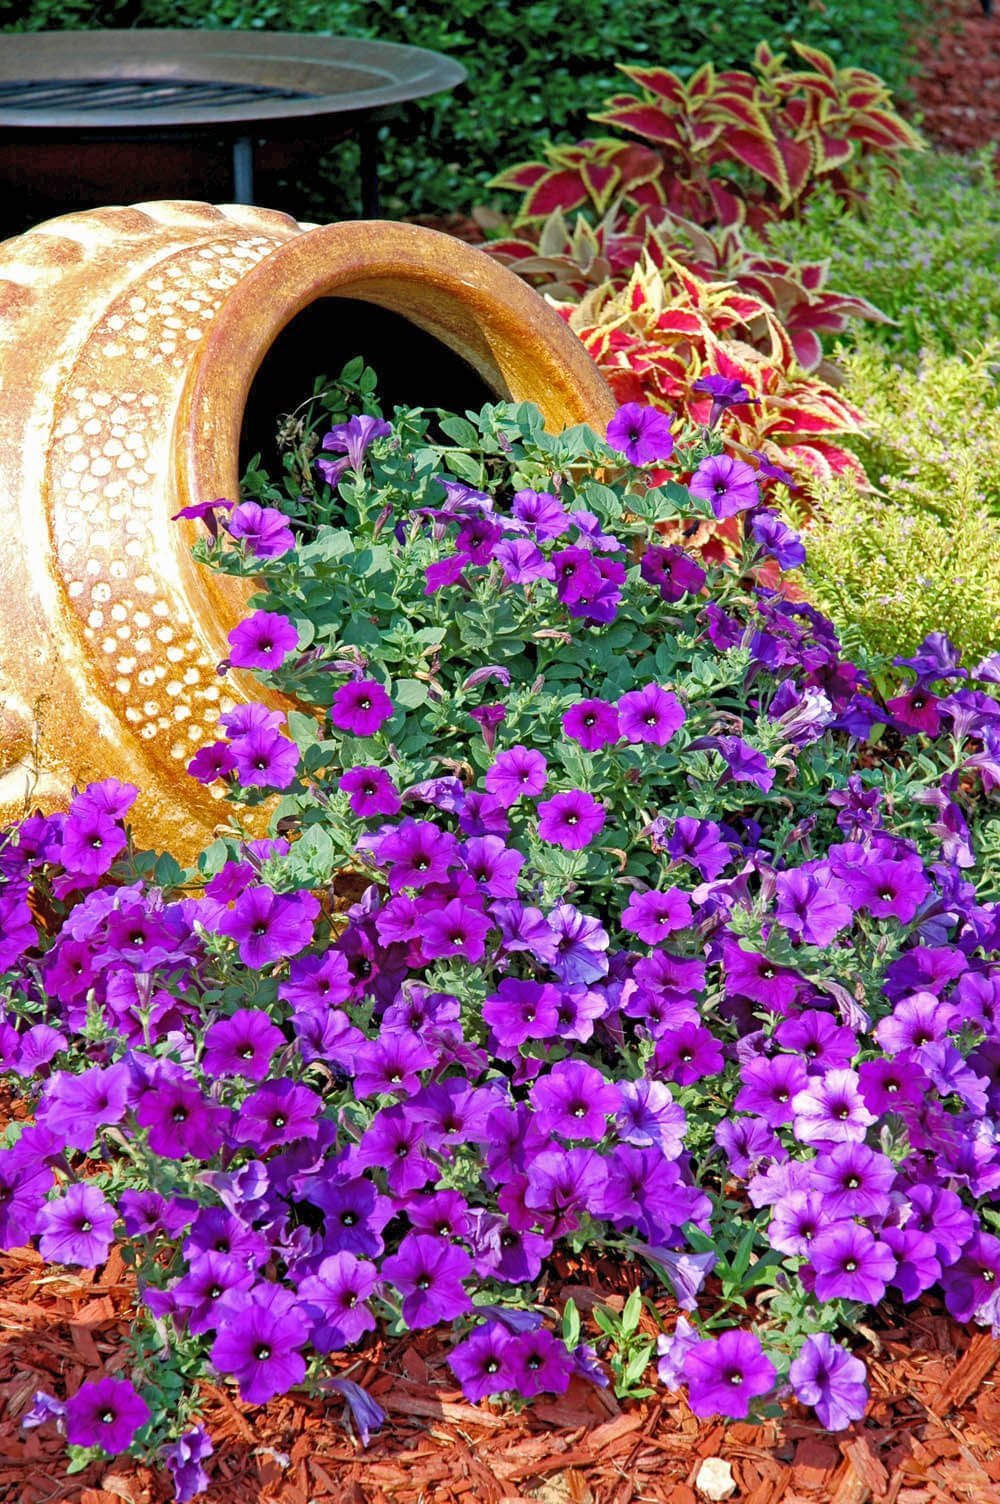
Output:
left=558, top=255, right=868, bottom=490
left=491, top=41, right=923, bottom=232
left=485, top=40, right=916, bottom=377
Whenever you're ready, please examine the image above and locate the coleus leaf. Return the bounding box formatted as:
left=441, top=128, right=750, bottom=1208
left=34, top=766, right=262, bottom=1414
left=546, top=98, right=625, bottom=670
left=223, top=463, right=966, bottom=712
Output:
left=790, top=39, right=839, bottom=80
left=849, top=108, right=924, bottom=152
left=616, top=65, right=686, bottom=107
left=685, top=62, right=716, bottom=101
left=518, top=169, right=590, bottom=222
left=590, top=101, right=685, bottom=151
left=814, top=133, right=855, bottom=174
left=776, top=136, right=815, bottom=199
left=720, top=129, right=790, bottom=199
left=789, top=327, right=824, bottom=373
left=488, top=160, right=550, bottom=193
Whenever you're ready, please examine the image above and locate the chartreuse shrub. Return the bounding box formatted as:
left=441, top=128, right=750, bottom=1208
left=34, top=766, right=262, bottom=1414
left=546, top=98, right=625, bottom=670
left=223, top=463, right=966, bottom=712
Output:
left=3, top=369, right=1000, bottom=1497
left=800, top=339, right=1000, bottom=663
left=0, top=1, right=929, bottom=217
left=762, top=151, right=1000, bottom=361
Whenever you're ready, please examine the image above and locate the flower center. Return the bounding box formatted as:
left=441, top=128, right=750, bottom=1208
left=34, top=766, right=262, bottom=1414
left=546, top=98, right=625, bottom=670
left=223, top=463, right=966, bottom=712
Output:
left=254, top=1344, right=271, bottom=1361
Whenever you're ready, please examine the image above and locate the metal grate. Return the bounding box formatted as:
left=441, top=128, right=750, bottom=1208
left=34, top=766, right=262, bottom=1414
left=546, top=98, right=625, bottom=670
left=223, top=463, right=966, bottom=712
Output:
left=0, top=77, right=318, bottom=112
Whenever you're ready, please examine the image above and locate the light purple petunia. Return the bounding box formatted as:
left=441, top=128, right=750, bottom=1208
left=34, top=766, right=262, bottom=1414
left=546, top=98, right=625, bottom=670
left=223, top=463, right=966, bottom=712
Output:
left=330, top=678, right=394, bottom=737
left=64, top=1375, right=150, bottom=1454
left=789, top=1333, right=868, bottom=1431
left=210, top=1284, right=310, bottom=1405
left=536, top=790, right=606, bottom=850
left=689, top=453, right=760, bottom=518
left=606, top=403, right=675, bottom=465
left=617, top=684, right=686, bottom=747
left=684, top=1329, right=776, bottom=1418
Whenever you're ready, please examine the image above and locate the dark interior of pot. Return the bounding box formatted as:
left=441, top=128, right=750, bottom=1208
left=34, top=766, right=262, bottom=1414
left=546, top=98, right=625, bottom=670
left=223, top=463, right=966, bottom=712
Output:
left=238, top=296, right=498, bottom=479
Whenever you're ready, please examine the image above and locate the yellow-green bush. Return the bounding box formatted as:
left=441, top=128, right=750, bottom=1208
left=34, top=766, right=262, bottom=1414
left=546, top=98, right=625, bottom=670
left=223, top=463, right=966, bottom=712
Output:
left=801, top=339, right=1000, bottom=663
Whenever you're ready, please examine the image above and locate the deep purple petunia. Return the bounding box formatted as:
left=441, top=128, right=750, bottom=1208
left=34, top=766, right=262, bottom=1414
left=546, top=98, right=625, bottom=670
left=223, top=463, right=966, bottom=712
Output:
left=224, top=501, right=295, bottom=557
left=547, top=903, right=609, bottom=985
left=789, top=1333, right=868, bottom=1431
left=617, top=684, right=686, bottom=747
left=39, top=1061, right=130, bottom=1152
left=136, top=1075, right=228, bottom=1162
left=318, top=414, right=392, bottom=482
left=621, top=888, right=693, bottom=945
left=330, top=679, right=394, bottom=737
left=774, top=868, right=852, bottom=947
left=37, top=1182, right=116, bottom=1268
left=187, top=740, right=237, bottom=784
left=59, top=806, right=126, bottom=878
left=203, top=1009, right=285, bottom=1081
left=164, top=1428, right=214, bottom=1504
left=448, top=1321, right=517, bottom=1402
left=381, top=1232, right=473, bottom=1328
left=768, top=1190, right=826, bottom=1257
left=485, top=745, right=548, bottom=807
left=210, top=1284, right=310, bottom=1405
left=227, top=610, right=299, bottom=671
left=905, top=1183, right=975, bottom=1267
left=940, top=1231, right=1000, bottom=1322
left=510, top=487, right=570, bottom=539
left=483, top=979, right=560, bottom=1047
left=808, top=1222, right=896, bottom=1304
left=640, top=544, right=706, bottom=603
left=666, top=816, right=731, bottom=881
left=775, top=1011, right=857, bottom=1075
left=217, top=886, right=319, bottom=968
left=417, top=898, right=493, bottom=963
left=684, top=1330, right=776, bottom=1419
left=562, top=698, right=621, bottom=751
left=653, top=1022, right=725, bottom=1087
left=531, top=1061, right=620, bottom=1140
left=692, top=374, right=755, bottom=427
left=340, top=765, right=401, bottom=817
left=536, top=789, right=605, bottom=850
left=837, top=853, right=930, bottom=924
left=735, top=1054, right=810, bottom=1127
left=373, top=820, right=461, bottom=891
left=689, top=454, right=760, bottom=518
left=606, top=403, right=675, bottom=465
left=751, top=510, right=806, bottom=570
left=809, top=1142, right=896, bottom=1219
left=232, top=1078, right=322, bottom=1150
left=65, top=1375, right=150, bottom=1454
left=351, top=1031, right=437, bottom=1098
left=522, top=1147, right=607, bottom=1237
left=505, top=1329, right=575, bottom=1397
left=297, top=1251, right=378, bottom=1350
left=229, top=727, right=302, bottom=790
left=166, top=1251, right=255, bottom=1336
left=881, top=1225, right=941, bottom=1301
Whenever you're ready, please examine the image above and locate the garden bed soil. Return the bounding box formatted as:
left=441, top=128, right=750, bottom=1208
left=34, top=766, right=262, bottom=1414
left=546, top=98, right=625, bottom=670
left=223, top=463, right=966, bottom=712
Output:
left=1, top=1238, right=1000, bottom=1504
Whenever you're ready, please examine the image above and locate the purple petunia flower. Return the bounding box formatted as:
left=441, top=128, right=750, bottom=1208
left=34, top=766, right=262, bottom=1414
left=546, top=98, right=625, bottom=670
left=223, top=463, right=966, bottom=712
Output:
left=531, top=1061, right=620, bottom=1140
left=171, top=495, right=235, bottom=540
left=339, top=765, right=401, bottom=818
left=448, top=1321, right=516, bottom=1402
left=808, top=1222, right=896, bottom=1304
left=657, top=1315, right=701, bottom=1388
left=750, top=510, right=806, bottom=570
left=621, top=888, right=693, bottom=945
left=232, top=1078, right=322, bottom=1151
left=653, top=1022, right=725, bottom=1087
left=505, top=1329, right=575, bottom=1397
left=135, top=1073, right=228, bottom=1162
left=774, top=867, right=852, bottom=947
left=483, top=979, right=560, bottom=1047
left=323, top=1377, right=386, bottom=1448
left=381, top=1232, right=473, bottom=1328
left=417, top=898, right=493, bottom=963
left=37, top=1182, right=116, bottom=1268
left=38, top=1061, right=130, bottom=1152
left=224, top=501, right=295, bottom=558
left=640, top=545, right=706, bottom=603
left=546, top=904, right=609, bottom=985
left=562, top=698, right=621, bottom=751
left=59, top=805, right=127, bottom=878
left=373, top=820, right=461, bottom=891
left=735, top=1054, right=810, bottom=1127
left=227, top=610, right=299, bottom=671
left=809, top=1142, right=896, bottom=1219
left=164, top=1427, right=214, bottom=1503
left=510, top=488, right=569, bottom=540
left=666, top=817, right=731, bottom=881
left=789, top=1334, right=868, bottom=1431
left=536, top=790, right=605, bottom=850
left=210, top=1284, right=310, bottom=1405
left=187, top=740, right=237, bottom=784
left=617, top=684, right=686, bottom=747
left=485, top=746, right=548, bottom=807
left=330, top=679, right=394, bottom=737
left=317, top=414, right=392, bottom=484
left=65, top=1375, right=150, bottom=1454
left=684, top=1330, right=776, bottom=1419
left=689, top=454, right=760, bottom=518
left=217, top=886, right=318, bottom=968
left=202, top=1009, right=285, bottom=1081
left=228, top=727, right=300, bottom=789
left=606, top=403, right=675, bottom=465
left=791, top=1068, right=875, bottom=1145
left=692, top=374, right=755, bottom=427
left=297, top=1251, right=378, bottom=1351
left=162, top=1252, right=255, bottom=1336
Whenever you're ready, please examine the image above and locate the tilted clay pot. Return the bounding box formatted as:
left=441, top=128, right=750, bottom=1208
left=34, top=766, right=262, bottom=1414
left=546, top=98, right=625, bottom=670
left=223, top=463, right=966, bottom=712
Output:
left=0, top=202, right=615, bottom=860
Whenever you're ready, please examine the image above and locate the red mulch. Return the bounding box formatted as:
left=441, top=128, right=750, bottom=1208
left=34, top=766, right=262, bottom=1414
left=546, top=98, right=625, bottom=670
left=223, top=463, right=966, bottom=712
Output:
left=2, top=1233, right=1000, bottom=1504
left=907, top=0, right=999, bottom=154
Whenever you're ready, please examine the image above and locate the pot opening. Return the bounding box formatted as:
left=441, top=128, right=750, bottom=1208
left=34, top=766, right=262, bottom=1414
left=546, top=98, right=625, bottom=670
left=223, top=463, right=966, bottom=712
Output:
left=239, top=296, right=497, bottom=481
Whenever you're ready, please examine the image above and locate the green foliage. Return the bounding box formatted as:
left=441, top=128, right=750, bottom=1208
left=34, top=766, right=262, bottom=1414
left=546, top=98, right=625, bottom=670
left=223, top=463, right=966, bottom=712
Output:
left=1, top=0, right=931, bottom=217
left=801, top=337, right=1000, bottom=663
left=762, top=151, right=1000, bottom=360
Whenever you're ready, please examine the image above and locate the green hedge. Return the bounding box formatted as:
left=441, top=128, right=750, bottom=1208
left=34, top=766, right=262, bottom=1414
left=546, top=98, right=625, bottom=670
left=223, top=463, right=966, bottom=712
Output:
left=2, top=0, right=930, bottom=217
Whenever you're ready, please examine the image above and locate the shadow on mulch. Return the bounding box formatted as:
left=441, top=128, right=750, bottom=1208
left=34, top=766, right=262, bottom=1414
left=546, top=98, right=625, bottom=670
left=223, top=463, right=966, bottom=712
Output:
left=1, top=1237, right=1000, bottom=1504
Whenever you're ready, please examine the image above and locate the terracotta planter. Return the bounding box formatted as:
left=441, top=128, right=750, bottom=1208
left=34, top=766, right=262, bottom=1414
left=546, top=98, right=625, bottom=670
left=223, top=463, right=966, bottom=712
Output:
left=0, top=202, right=615, bottom=860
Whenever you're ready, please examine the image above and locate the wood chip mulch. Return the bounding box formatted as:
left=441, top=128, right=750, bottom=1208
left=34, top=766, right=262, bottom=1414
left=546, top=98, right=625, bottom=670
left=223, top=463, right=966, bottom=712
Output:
left=907, top=0, right=999, bottom=155
left=1, top=1237, right=1000, bottom=1504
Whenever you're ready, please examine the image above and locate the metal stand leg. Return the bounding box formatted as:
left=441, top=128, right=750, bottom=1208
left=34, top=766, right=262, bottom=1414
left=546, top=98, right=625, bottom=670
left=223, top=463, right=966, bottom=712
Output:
left=232, top=135, right=255, bottom=204
left=359, top=123, right=379, bottom=218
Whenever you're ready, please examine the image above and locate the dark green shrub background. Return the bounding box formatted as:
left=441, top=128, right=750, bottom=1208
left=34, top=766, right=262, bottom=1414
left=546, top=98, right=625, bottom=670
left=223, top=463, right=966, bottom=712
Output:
left=1, top=1, right=930, bottom=217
